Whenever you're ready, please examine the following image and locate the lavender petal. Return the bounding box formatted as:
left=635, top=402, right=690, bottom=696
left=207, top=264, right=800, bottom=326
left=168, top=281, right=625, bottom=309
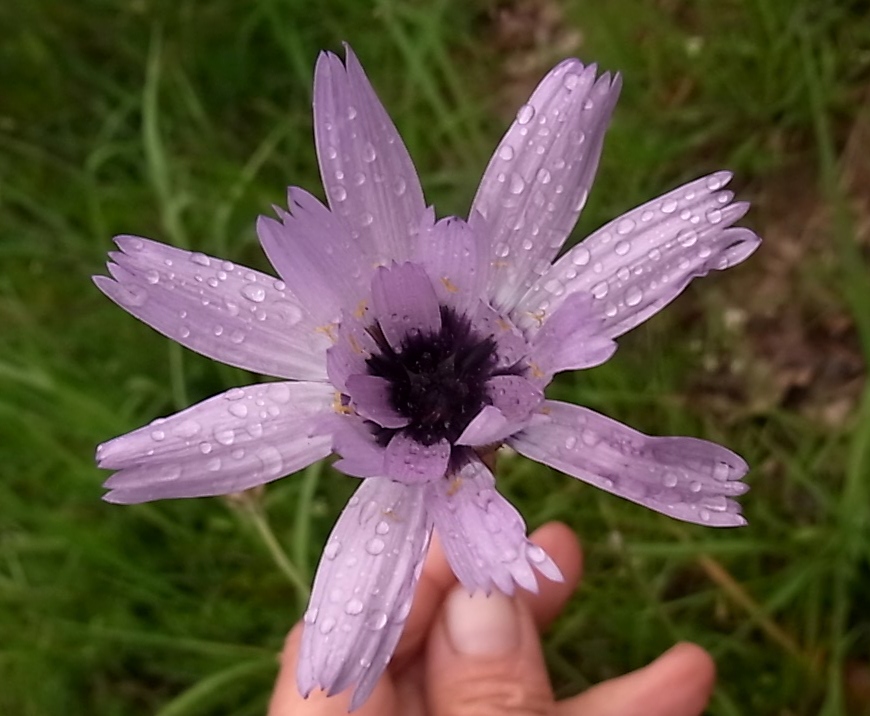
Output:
left=516, top=173, right=761, bottom=336
left=94, top=236, right=329, bottom=381
left=471, top=60, right=621, bottom=313
left=329, top=416, right=387, bottom=479
left=370, top=262, right=441, bottom=352
left=313, top=46, right=426, bottom=263
left=257, top=187, right=371, bottom=324
left=383, top=432, right=450, bottom=484
left=414, top=212, right=487, bottom=315
left=345, top=374, right=409, bottom=429
left=298, top=477, right=432, bottom=708
left=509, top=400, right=749, bottom=526
left=98, top=382, right=334, bottom=502
left=326, top=308, right=379, bottom=393
left=485, top=374, right=543, bottom=422
left=528, top=292, right=618, bottom=379
left=426, top=458, right=563, bottom=594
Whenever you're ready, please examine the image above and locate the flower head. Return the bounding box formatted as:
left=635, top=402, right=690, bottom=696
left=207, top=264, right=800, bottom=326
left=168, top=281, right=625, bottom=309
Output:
left=95, top=46, right=760, bottom=708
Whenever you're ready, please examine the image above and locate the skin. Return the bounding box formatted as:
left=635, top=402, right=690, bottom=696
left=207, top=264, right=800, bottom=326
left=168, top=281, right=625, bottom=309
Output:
left=269, top=522, right=716, bottom=716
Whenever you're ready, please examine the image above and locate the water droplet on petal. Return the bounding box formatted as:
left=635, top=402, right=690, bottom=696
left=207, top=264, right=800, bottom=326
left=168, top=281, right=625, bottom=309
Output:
left=119, top=285, right=148, bottom=307
left=571, top=247, right=591, bottom=266
left=663, top=472, right=679, bottom=488
left=362, top=142, right=376, bottom=162
left=375, top=520, right=390, bottom=535
left=228, top=403, right=248, bottom=418
left=242, top=284, right=266, bottom=303
left=526, top=544, right=547, bottom=564
left=713, top=462, right=731, bottom=480
left=257, top=446, right=283, bottom=477
left=214, top=428, right=235, bottom=446
left=324, top=541, right=341, bottom=560
left=498, top=144, right=515, bottom=161
left=345, top=598, right=364, bottom=615
left=625, top=286, right=643, bottom=307
left=319, top=617, right=336, bottom=634
left=365, top=611, right=388, bottom=630
left=366, top=537, right=385, bottom=555
left=516, top=103, right=535, bottom=125
left=591, top=281, right=609, bottom=299
left=190, top=252, right=211, bottom=267
left=508, top=174, right=526, bottom=195
left=706, top=208, right=723, bottom=224
left=614, top=240, right=631, bottom=256
left=616, top=218, right=635, bottom=235
left=303, top=608, right=318, bottom=624
left=333, top=186, right=348, bottom=202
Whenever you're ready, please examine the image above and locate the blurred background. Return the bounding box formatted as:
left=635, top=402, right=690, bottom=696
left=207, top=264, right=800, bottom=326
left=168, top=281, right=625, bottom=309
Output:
left=1, top=0, right=869, bottom=714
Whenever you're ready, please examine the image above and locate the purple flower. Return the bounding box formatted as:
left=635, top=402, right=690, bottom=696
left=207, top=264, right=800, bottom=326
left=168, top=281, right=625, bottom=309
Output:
left=95, top=46, right=759, bottom=707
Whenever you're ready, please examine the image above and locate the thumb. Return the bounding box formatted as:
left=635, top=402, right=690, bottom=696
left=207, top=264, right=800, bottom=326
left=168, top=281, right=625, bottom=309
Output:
left=425, top=585, right=553, bottom=715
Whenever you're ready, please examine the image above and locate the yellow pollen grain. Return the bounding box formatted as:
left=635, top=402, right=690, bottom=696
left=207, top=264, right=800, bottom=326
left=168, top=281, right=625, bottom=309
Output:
left=527, top=310, right=546, bottom=326
left=446, top=476, right=463, bottom=497
left=332, top=392, right=353, bottom=415
left=348, top=334, right=366, bottom=355
left=496, top=318, right=512, bottom=332
left=529, top=362, right=545, bottom=380
left=440, top=276, right=459, bottom=293
left=353, top=300, right=368, bottom=319
left=317, top=322, right=339, bottom=343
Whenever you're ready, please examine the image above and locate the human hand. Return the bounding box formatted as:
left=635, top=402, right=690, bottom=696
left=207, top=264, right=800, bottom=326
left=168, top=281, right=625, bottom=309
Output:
left=269, top=522, right=715, bottom=715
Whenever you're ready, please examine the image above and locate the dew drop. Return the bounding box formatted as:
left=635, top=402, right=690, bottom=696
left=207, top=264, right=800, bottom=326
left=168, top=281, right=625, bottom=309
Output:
left=663, top=472, right=679, bottom=488
left=689, top=481, right=702, bottom=493
left=229, top=330, right=245, bottom=344
left=571, top=247, right=591, bottom=266
left=526, top=544, right=548, bottom=564
left=706, top=208, right=723, bottom=224
left=362, top=142, right=376, bottom=162
left=119, top=285, right=148, bottom=307
left=508, top=173, right=526, bottom=195
left=333, top=186, right=348, bottom=202
left=359, top=500, right=378, bottom=525
left=324, top=541, right=341, bottom=560
left=365, top=611, right=388, bottom=630
left=614, top=240, right=631, bottom=256
left=516, top=103, right=535, bottom=125
left=190, top=252, right=211, bottom=267
left=150, top=429, right=166, bottom=441
left=591, top=281, right=609, bottom=299
left=242, top=284, right=266, bottom=303
left=625, top=285, right=643, bottom=307
left=199, top=442, right=212, bottom=454
left=713, top=462, right=731, bottom=480
left=228, top=403, right=248, bottom=419
left=366, top=537, right=385, bottom=556
left=345, top=599, right=364, bottom=616
left=257, top=446, right=283, bottom=477
left=661, top=199, right=678, bottom=214
left=303, top=607, right=318, bottom=624
left=616, top=218, right=635, bottom=235
left=206, top=457, right=222, bottom=472
left=319, top=617, right=336, bottom=634
left=214, top=428, right=235, bottom=446
left=563, top=72, right=580, bottom=90
left=536, top=167, right=551, bottom=184
left=498, top=144, right=515, bottom=161
left=375, top=520, right=390, bottom=535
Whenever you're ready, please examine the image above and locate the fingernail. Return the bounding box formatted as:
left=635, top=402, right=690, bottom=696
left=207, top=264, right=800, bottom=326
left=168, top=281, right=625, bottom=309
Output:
left=444, top=586, right=520, bottom=656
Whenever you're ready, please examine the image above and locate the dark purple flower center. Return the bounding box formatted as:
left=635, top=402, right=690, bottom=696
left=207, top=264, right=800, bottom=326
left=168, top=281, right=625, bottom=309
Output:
left=365, top=307, right=502, bottom=446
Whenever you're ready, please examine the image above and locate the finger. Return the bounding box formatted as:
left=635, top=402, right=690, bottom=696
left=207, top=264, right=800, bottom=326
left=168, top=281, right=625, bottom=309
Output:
left=267, top=624, right=399, bottom=716
left=425, top=586, right=554, bottom=715
left=555, top=642, right=716, bottom=716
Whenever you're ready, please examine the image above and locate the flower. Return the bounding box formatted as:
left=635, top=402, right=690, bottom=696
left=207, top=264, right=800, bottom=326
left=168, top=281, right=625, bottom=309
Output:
left=94, top=45, right=760, bottom=708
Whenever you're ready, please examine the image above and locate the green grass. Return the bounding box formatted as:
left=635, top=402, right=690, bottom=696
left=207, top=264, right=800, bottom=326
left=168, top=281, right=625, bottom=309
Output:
left=2, top=0, right=869, bottom=714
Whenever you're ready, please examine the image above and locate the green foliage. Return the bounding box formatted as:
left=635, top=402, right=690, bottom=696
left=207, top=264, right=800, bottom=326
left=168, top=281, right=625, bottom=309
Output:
left=1, top=0, right=868, bottom=713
